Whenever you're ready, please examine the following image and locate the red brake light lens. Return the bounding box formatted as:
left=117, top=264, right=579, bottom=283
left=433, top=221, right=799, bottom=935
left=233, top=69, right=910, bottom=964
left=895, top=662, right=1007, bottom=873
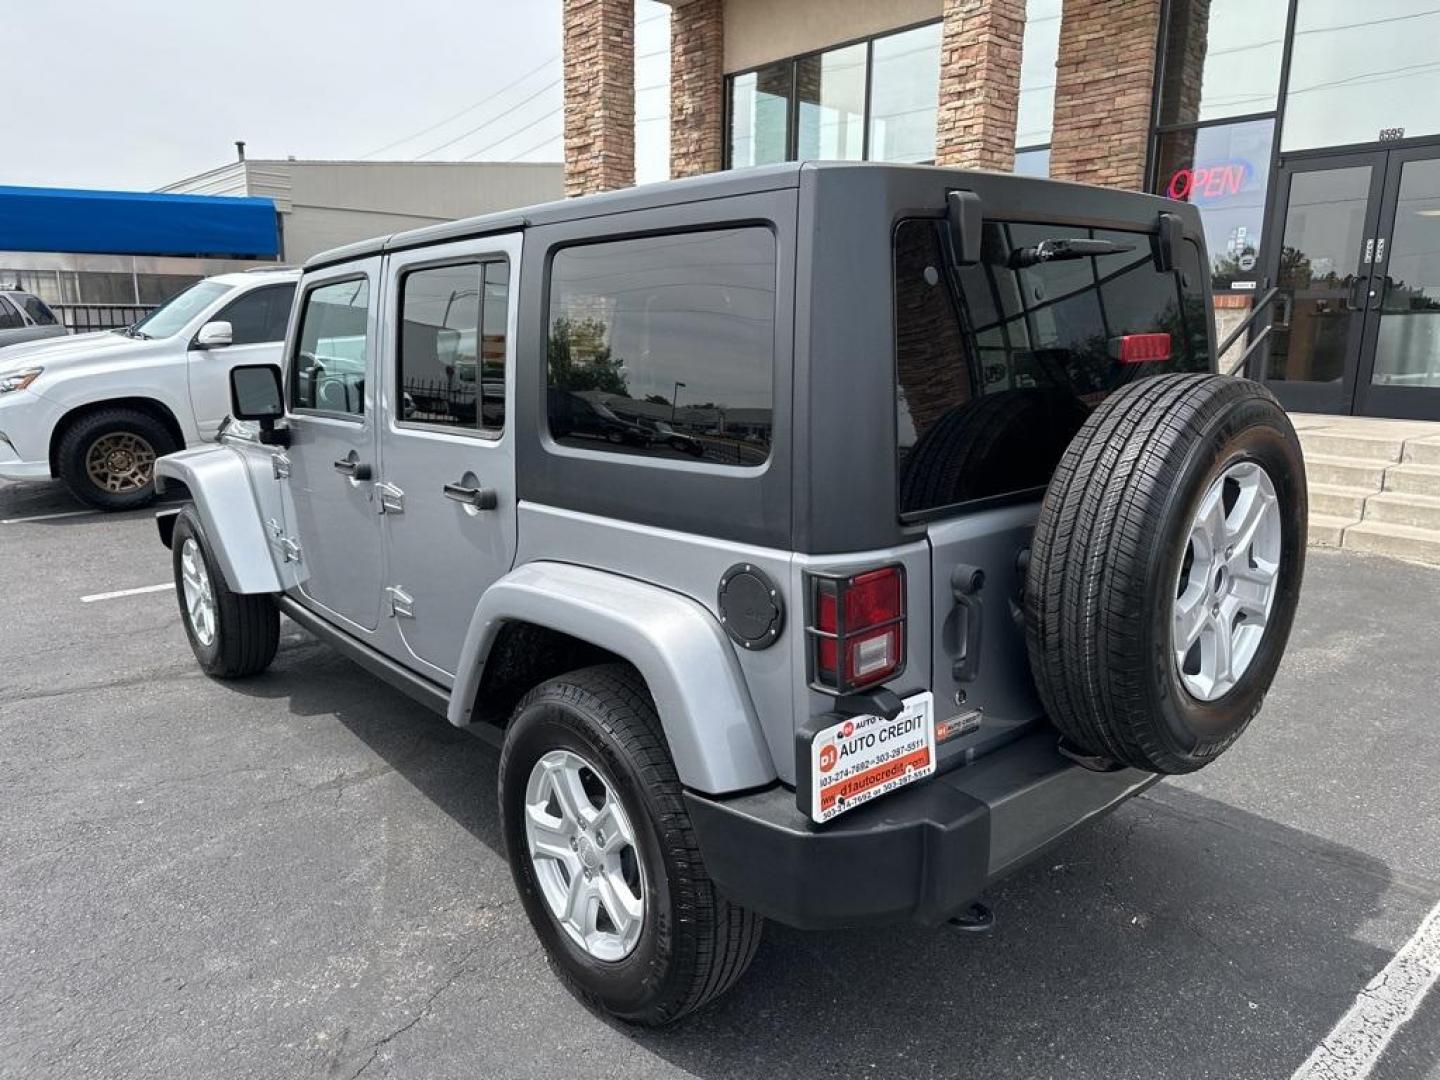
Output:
left=1115, top=332, right=1172, bottom=364
left=807, top=566, right=906, bottom=693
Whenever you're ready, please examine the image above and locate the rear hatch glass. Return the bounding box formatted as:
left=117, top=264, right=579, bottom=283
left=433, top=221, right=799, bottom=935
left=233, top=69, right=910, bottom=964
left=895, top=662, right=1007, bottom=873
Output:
left=895, top=217, right=1210, bottom=518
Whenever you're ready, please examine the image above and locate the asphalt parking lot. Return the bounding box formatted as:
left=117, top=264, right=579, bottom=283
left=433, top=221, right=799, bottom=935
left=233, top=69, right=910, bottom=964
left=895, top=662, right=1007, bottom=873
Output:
left=2, top=477, right=1439, bottom=1080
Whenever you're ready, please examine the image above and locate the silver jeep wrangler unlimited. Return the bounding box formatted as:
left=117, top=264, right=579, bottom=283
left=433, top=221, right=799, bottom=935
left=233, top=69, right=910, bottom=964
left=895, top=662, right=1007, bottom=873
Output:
left=155, top=163, right=1306, bottom=1024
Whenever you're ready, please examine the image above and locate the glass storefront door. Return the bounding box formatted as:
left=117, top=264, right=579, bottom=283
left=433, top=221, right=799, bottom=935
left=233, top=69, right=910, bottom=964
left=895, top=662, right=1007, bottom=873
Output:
left=1263, top=146, right=1440, bottom=419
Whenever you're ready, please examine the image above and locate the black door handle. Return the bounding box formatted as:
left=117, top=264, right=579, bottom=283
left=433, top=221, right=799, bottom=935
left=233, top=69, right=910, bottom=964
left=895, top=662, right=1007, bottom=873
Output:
left=443, top=482, right=498, bottom=510
left=333, top=459, right=372, bottom=480
left=951, top=564, right=985, bottom=682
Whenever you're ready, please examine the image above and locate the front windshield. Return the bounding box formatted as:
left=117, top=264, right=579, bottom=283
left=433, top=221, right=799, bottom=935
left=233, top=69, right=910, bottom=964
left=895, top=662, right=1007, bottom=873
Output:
left=128, top=280, right=233, bottom=339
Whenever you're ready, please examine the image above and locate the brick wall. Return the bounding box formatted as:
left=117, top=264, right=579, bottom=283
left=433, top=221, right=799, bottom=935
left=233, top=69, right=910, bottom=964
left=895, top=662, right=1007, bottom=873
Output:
left=563, top=0, right=635, bottom=196
left=1048, top=0, right=1162, bottom=189
left=670, top=0, right=724, bottom=178
left=935, top=0, right=1026, bottom=171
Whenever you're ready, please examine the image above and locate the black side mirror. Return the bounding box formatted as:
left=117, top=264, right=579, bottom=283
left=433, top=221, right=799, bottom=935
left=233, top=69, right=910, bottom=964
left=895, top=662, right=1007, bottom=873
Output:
left=229, top=363, right=289, bottom=446
left=946, top=190, right=983, bottom=265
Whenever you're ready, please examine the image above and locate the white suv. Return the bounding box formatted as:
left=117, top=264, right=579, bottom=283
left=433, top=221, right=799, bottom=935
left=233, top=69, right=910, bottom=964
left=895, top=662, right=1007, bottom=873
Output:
left=0, top=268, right=298, bottom=509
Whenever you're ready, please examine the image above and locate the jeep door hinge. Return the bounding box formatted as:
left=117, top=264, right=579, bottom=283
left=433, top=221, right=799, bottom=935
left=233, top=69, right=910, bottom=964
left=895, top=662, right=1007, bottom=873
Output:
left=272, top=453, right=292, bottom=480
left=375, top=481, right=405, bottom=515
left=385, top=585, right=415, bottom=619
left=265, top=518, right=303, bottom=563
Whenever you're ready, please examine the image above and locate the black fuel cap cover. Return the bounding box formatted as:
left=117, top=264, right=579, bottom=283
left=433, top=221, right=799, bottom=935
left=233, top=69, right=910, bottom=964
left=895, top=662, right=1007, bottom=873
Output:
left=717, top=563, right=784, bottom=650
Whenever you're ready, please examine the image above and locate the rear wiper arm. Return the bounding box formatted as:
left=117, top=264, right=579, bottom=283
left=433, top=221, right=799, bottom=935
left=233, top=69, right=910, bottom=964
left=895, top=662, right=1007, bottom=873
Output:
left=1009, top=238, right=1135, bottom=268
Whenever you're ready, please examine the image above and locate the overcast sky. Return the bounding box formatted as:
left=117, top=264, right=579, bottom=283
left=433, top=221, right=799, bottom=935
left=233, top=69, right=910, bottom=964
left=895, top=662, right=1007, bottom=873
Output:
left=0, top=0, right=584, bottom=191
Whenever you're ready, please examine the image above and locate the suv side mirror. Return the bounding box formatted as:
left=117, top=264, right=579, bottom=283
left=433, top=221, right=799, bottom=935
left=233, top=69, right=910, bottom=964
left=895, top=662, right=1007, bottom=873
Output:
left=195, top=320, right=233, bottom=349
left=229, top=363, right=289, bottom=446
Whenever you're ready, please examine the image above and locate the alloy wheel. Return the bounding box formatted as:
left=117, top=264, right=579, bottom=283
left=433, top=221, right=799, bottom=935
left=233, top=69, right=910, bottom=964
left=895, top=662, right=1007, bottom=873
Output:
left=85, top=431, right=156, bottom=493
left=523, top=748, right=645, bottom=962
left=1172, top=461, right=1282, bottom=701
left=180, top=537, right=217, bottom=647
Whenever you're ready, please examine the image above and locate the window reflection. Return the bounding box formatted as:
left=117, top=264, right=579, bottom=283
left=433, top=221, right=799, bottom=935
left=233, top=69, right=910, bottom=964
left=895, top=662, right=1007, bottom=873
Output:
left=796, top=43, right=867, bottom=161
left=1283, top=0, right=1440, bottom=151
left=728, top=64, right=791, bottom=168
left=869, top=23, right=941, bottom=163
left=1017, top=0, right=1061, bottom=150
left=397, top=261, right=508, bottom=432
left=547, top=229, right=776, bottom=467
left=1159, top=0, right=1288, bottom=126
left=1374, top=158, right=1440, bottom=387
left=294, top=278, right=369, bottom=416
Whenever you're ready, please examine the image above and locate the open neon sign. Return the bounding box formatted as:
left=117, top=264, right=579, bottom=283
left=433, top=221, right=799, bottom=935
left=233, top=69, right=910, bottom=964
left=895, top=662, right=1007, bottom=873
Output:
left=1166, top=160, right=1252, bottom=202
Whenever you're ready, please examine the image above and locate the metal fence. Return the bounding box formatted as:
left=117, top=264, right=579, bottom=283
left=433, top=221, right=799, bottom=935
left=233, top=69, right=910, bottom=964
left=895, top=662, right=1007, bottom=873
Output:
left=51, top=303, right=155, bottom=335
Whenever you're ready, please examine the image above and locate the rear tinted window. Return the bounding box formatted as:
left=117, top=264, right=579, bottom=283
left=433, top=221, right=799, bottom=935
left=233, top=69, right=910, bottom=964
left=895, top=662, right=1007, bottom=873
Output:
left=894, top=218, right=1209, bottom=516
left=22, top=295, right=56, bottom=325
left=546, top=228, right=776, bottom=467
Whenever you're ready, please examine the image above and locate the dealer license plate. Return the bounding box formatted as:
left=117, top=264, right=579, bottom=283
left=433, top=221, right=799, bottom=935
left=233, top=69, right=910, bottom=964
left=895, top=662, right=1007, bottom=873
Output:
left=809, top=692, right=936, bottom=823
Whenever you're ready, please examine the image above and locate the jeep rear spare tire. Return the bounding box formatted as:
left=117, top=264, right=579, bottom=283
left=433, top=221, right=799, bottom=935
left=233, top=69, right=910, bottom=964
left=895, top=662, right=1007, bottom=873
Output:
left=1024, top=374, right=1306, bottom=774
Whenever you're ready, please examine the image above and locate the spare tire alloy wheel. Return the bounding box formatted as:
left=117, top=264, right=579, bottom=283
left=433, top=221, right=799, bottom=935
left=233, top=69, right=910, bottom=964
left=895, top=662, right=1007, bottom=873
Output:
left=523, top=748, right=645, bottom=961
left=86, top=431, right=156, bottom=494
left=1172, top=461, right=1281, bottom=701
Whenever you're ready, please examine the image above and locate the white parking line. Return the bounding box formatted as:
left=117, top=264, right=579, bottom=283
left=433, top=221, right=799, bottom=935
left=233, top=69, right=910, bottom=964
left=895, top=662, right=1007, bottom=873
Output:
left=1292, top=899, right=1440, bottom=1080
left=1, top=509, right=97, bottom=524
left=79, top=583, right=174, bottom=604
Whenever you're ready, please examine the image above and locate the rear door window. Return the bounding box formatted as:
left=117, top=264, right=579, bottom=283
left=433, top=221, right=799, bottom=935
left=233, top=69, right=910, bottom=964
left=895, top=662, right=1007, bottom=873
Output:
left=22, top=295, right=57, bottom=325
left=894, top=218, right=1209, bottom=516
left=545, top=227, right=776, bottom=467
left=0, top=297, right=22, bottom=329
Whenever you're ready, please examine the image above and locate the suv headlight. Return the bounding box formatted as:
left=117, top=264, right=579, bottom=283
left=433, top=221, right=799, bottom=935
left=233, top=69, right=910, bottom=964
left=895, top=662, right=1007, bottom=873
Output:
left=0, top=367, right=43, bottom=394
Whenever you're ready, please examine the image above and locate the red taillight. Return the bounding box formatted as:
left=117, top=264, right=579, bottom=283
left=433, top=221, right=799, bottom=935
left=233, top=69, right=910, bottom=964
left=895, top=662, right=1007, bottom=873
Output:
left=809, top=566, right=906, bottom=693
left=1115, top=332, right=1172, bottom=364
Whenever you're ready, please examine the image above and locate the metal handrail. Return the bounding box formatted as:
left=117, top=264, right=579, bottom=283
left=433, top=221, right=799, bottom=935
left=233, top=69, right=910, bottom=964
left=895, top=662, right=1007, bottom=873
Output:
left=1218, top=286, right=1279, bottom=377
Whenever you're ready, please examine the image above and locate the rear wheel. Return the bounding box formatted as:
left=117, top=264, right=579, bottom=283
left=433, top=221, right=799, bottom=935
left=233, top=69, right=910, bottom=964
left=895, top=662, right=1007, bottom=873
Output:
left=57, top=407, right=176, bottom=511
left=1024, top=374, right=1306, bottom=774
left=499, top=664, right=762, bottom=1025
left=171, top=508, right=279, bottom=678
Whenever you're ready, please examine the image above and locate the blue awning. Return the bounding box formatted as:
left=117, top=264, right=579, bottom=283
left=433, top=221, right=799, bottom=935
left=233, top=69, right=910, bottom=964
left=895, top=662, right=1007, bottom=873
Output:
left=0, top=185, right=279, bottom=258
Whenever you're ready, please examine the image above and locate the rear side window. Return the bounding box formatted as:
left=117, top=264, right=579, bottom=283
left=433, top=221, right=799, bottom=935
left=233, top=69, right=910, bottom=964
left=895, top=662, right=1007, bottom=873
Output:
left=894, top=218, right=1209, bottom=516
left=22, top=295, right=56, bottom=325
left=397, top=260, right=508, bottom=434
left=215, top=283, right=295, bottom=346
left=546, top=228, right=776, bottom=467
left=292, top=278, right=370, bottom=416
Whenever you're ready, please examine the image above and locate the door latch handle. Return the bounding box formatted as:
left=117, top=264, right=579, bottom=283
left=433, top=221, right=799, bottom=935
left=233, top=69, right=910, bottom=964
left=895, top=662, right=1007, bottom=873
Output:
left=443, top=482, right=498, bottom=510
left=951, top=564, right=985, bottom=683
left=333, top=458, right=372, bottom=480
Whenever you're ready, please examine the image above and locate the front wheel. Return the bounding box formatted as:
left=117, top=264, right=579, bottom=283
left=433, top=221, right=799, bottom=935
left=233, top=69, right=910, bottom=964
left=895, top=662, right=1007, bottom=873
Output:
left=172, top=508, right=279, bottom=678
left=56, top=407, right=177, bottom=511
left=499, top=664, right=762, bottom=1025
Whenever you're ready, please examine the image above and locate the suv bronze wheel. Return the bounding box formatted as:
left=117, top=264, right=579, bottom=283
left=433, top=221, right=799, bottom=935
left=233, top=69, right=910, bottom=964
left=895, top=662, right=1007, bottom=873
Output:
left=57, top=407, right=177, bottom=511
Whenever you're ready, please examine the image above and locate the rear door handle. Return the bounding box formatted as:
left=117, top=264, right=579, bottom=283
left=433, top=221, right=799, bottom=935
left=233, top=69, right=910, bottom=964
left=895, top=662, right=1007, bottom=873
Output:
left=443, top=482, right=498, bottom=510
left=333, top=458, right=372, bottom=480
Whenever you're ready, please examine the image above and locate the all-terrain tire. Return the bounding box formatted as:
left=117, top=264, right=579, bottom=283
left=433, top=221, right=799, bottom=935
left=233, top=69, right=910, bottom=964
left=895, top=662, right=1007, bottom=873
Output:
left=1024, top=374, right=1306, bottom=774
left=899, top=389, right=1090, bottom=513
left=57, top=407, right=177, bottom=511
left=499, top=664, right=763, bottom=1025
left=171, top=507, right=280, bottom=678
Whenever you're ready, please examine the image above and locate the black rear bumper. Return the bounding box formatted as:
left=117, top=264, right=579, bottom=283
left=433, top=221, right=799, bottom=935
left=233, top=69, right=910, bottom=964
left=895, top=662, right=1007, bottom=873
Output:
left=684, top=729, right=1157, bottom=930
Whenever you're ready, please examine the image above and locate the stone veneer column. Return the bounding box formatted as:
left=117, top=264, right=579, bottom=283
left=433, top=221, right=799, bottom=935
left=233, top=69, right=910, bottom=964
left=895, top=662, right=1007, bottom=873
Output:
left=1048, top=0, right=1162, bottom=189
left=934, top=0, right=1026, bottom=171
left=563, top=0, right=635, bottom=196
left=669, top=0, right=724, bottom=178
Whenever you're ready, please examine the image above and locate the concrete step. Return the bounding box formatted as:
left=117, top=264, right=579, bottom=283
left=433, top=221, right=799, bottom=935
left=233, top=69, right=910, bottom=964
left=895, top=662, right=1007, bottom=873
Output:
left=1344, top=520, right=1440, bottom=565
left=1404, top=436, right=1440, bottom=466
left=1307, top=512, right=1356, bottom=547
left=1365, top=491, right=1440, bottom=531
left=1384, top=462, right=1440, bottom=498
left=1299, top=429, right=1405, bottom=463
left=1309, top=483, right=1370, bottom=520
left=1303, top=454, right=1388, bottom=490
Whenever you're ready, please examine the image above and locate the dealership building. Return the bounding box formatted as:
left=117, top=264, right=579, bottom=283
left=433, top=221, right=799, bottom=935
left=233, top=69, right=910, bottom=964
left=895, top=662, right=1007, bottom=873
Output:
left=565, top=0, right=1440, bottom=422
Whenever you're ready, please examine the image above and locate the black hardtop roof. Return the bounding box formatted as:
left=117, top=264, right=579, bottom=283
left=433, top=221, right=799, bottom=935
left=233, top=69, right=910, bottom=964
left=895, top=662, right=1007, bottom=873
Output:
left=302, top=161, right=1193, bottom=272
